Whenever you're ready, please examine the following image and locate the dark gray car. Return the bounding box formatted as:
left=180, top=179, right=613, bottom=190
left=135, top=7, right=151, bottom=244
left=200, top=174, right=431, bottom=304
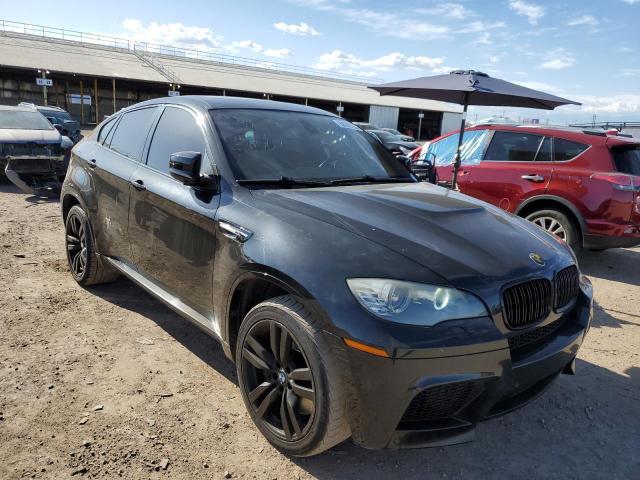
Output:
left=60, top=96, right=592, bottom=456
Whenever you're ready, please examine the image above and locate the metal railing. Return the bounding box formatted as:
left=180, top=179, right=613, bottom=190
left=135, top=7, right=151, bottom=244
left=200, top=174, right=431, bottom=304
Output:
left=0, top=19, right=382, bottom=84
left=569, top=121, right=640, bottom=131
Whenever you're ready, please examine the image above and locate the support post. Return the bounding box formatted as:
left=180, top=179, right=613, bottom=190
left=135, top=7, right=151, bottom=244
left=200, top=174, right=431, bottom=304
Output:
left=41, top=70, right=48, bottom=106
left=417, top=112, right=423, bottom=141
left=112, top=78, right=116, bottom=113
left=94, top=79, right=99, bottom=123
left=451, top=94, right=469, bottom=191
left=80, top=80, right=85, bottom=126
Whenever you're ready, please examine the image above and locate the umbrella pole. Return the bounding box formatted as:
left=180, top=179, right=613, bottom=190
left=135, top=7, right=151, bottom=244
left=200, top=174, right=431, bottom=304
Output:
left=451, top=95, right=469, bottom=190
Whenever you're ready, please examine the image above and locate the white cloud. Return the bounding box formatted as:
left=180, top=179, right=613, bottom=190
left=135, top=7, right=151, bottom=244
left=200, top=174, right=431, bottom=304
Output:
left=314, top=50, right=444, bottom=72
left=273, top=21, right=320, bottom=36
left=120, top=19, right=223, bottom=50
left=117, top=19, right=292, bottom=59
left=415, top=3, right=474, bottom=19
left=567, top=15, right=599, bottom=27
left=622, top=0, right=640, bottom=4
left=579, top=94, right=640, bottom=113
left=623, top=68, right=640, bottom=76
left=432, top=65, right=459, bottom=74
left=477, top=32, right=492, bottom=45
left=229, top=40, right=293, bottom=58
left=515, top=81, right=564, bottom=94
left=508, top=0, right=545, bottom=25
left=460, top=21, right=505, bottom=33
left=539, top=49, right=575, bottom=70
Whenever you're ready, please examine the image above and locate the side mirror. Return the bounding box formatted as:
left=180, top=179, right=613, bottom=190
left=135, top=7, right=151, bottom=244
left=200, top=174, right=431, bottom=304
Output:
left=420, top=152, right=436, bottom=165
left=53, top=124, right=64, bottom=133
left=169, top=151, right=216, bottom=189
left=396, top=155, right=412, bottom=168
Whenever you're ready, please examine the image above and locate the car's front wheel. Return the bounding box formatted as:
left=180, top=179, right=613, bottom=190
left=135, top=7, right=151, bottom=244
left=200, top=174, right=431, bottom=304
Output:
left=65, top=205, right=119, bottom=286
left=525, top=209, right=581, bottom=251
left=236, top=295, right=350, bottom=456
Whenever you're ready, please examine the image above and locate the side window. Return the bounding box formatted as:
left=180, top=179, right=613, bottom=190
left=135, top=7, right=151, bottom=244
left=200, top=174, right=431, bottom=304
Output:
left=484, top=131, right=543, bottom=162
left=554, top=138, right=588, bottom=161
left=98, top=117, right=118, bottom=144
left=146, top=107, right=206, bottom=174
left=423, top=129, right=489, bottom=166
left=535, top=137, right=552, bottom=162
left=109, top=107, right=158, bottom=161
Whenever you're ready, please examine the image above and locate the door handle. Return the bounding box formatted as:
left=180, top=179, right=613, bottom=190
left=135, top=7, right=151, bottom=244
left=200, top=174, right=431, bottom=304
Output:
left=87, top=158, right=97, bottom=169
left=131, top=179, right=146, bottom=191
left=521, top=174, right=545, bottom=183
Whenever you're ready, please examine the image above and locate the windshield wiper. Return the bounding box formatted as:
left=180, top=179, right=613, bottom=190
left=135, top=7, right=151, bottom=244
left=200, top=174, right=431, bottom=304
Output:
left=237, top=176, right=330, bottom=187
left=328, top=175, right=415, bottom=186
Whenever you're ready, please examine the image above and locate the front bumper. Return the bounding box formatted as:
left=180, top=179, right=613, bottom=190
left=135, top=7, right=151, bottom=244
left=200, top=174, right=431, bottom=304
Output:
left=342, top=287, right=593, bottom=449
left=2, top=156, right=68, bottom=194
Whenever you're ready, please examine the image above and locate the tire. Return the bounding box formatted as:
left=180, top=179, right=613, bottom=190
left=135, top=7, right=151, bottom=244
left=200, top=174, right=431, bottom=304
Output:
left=525, top=209, right=581, bottom=251
left=236, top=295, right=350, bottom=457
left=64, top=205, right=119, bottom=286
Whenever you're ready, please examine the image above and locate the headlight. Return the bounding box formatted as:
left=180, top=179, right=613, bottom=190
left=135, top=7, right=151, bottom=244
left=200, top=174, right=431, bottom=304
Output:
left=347, top=278, right=488, bottom=326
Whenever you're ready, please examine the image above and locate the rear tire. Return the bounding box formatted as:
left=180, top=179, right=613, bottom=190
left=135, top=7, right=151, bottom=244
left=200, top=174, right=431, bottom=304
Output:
left=236, top=295, right=350, bottom=457
left=65, top=205, right=119, bottom=286
left=525, top=209, right=581, bottom=251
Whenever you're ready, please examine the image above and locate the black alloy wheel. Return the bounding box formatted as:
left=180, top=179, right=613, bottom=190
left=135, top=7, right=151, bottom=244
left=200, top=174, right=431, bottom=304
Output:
left=240, top=319, right=316, bottom=442
left=66, top=209, right=88, bottom=279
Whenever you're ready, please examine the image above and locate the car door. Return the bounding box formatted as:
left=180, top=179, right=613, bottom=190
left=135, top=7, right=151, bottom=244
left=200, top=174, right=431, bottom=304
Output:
left=462, top=130, right=553, bottom=213
left=426, top=129, right=489, bottom=189
left=128, top=105, right=220, bottom=318
left=88, top=107, right=160, bottom=261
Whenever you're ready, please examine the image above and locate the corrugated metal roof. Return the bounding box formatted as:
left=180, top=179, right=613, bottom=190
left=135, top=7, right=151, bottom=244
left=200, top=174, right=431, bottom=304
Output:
left=0, top=31, right=461, bottom=113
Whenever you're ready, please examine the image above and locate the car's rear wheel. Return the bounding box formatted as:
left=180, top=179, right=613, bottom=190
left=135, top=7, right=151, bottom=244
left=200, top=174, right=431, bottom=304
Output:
left=65, top=205, right=119, bottom=286
left=525, top=209, right=580, bottom=250
left=236, top=295, right=350, bottom=456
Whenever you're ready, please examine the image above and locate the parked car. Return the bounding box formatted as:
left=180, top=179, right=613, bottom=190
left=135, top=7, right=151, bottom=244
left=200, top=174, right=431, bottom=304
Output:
left=0, top=105, right=73, bottom=194
left=419, top=124, right=640, bottom=251
left=61, top=96, right=592, bottom=456
left=380, top=127, right=415, bottom=142
left=367, top=129, right=420, bottom=156
left=19, top=102, right=83, bottom=144
left=352, top=121, right=380, bottom=131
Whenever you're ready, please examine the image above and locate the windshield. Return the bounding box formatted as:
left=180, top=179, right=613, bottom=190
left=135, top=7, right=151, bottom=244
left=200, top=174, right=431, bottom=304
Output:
left=371, top=130, right=399, bottom=142
left=211, top=109, right=413, bottom=182
left=42, top=110, right=73, bottom=124
left=0, top=111, right=54, bottom=130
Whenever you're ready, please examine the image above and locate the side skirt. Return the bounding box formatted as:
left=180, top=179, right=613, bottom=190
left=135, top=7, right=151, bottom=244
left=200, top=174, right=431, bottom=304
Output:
left=103, top=256, right=222, bottom=342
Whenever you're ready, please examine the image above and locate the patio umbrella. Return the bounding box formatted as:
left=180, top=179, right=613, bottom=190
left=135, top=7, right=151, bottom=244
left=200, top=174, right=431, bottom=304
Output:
left=369, top=70, right=581, bottom=189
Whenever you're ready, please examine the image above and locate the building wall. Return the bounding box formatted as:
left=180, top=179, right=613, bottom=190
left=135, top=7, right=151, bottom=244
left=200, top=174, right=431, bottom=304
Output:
left=441, top=112, right=463, bottom=136
left=369, top=105, right=399, bottom=129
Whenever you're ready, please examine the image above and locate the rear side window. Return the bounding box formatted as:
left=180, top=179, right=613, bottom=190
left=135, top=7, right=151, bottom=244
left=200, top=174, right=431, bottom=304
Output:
left=423, top=129, right=489, bottom=166
left=146, top=107, right=206, bottom=174
left=98, top=117, right=118, bottom=144
left=109, top=107, right=158, bottom=161
left=484, top=131, right=543, bottom=162
left=554, top=138, right=588, bottom=161
left=536, top=137, right=552, bottom=162
left=612, top=147, right=640, bottom=175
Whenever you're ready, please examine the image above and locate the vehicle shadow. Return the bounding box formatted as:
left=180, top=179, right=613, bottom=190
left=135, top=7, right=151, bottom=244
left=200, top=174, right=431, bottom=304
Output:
left=0, top=177, right=60, bottom=204
left=85, top=276, right=640, bottom=479
left=579, top=247, right=640, bottom=287
left=86, top=278, right=237, bottom=385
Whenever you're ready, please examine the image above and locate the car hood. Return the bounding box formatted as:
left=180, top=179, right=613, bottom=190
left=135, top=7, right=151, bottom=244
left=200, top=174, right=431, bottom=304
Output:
left=387, top=140, right=420, bottom=149
left=251, top=182, right=572, bottom=290
left=0, top=128, right=61, bottom=143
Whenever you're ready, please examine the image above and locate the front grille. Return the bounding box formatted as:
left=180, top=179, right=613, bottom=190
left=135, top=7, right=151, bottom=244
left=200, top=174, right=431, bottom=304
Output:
left=400, top=382, right=480, bottom=424
left=508, top=317, right=564, bottom=351
left=1, top=142, right=62, bottom=158
left=554, top=266, right=579, bottom=310
left=503, top=279, right=552, bottom=329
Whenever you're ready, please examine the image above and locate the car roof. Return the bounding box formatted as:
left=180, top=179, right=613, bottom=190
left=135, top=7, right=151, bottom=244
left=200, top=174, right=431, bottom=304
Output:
left=123, top=95, right=337, bottom=117
left=0, top=105, right=42, bottom=113
left=458, top=123, right=639, bottom=147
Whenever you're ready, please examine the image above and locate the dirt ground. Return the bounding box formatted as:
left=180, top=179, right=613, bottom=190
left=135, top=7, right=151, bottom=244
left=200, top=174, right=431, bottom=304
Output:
left=0, top=179, right=638, bottom=480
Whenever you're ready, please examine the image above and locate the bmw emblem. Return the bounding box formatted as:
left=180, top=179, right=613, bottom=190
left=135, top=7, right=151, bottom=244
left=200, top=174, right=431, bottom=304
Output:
left=529, top=253, right=545, bottom=266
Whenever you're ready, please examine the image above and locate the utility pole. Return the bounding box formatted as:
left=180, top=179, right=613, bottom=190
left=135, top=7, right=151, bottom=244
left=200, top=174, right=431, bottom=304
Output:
left=417, top=112, right=424, bottom=140
left=38, top=69, right=50, bottom=106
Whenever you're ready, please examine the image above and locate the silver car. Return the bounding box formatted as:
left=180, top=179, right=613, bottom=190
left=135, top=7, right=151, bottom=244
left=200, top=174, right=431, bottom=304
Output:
left=0, top=105, right=73, bottom=194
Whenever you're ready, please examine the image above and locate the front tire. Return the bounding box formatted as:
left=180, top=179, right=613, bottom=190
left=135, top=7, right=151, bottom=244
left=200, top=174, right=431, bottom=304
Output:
left=525, top=209, right=581, bottom=251
left=236, top=295, right=350, bottom=457
left=65, top=205, right=119, bottom=286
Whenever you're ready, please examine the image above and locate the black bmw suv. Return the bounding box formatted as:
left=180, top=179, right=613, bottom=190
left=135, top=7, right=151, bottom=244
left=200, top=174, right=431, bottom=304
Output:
left=61, top=96, right=593, bottom=456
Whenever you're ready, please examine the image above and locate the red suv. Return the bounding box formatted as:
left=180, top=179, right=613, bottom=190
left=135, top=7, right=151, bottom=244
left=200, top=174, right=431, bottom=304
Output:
left=416, top=125, right=640, bottom=250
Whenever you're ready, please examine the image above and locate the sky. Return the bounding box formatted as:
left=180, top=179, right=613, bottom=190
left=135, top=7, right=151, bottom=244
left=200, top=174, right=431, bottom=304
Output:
left=5, top=0, right=640, bottom=124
